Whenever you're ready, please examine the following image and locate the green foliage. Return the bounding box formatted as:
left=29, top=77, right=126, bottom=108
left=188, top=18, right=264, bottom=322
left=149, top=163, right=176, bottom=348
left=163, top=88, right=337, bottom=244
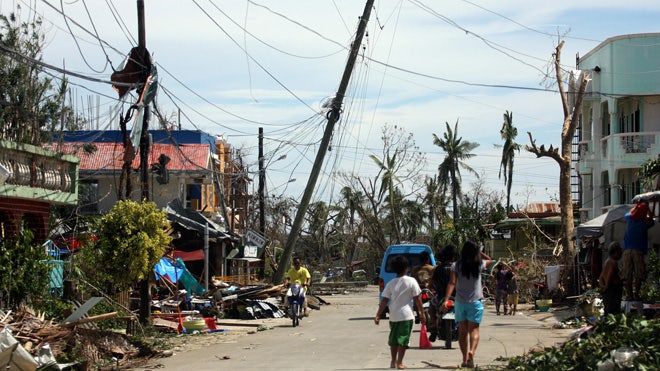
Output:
left=502, top=315, right=659, bottom=370
left=32, top=296, right=76, bottom=321
left=83, top=200, right=171, bottom=291
left=0, top=7, right=82, bottom=144
left=638, top=157, right=660, bottom=191
left=640, top=249, right=660, bottom=303
left=0, top=226, right=52, bottom=308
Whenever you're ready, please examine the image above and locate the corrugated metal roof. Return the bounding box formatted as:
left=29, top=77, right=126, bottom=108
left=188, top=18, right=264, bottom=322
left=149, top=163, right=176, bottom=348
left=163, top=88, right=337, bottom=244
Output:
left=508, top=203, right=561, bottom=218
left=45, top=142, right=210, bottom=171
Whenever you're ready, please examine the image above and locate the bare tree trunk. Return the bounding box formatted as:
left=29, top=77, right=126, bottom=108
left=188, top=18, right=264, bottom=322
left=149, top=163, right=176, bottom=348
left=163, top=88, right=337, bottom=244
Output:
left=526, top=40, right=589, bottom=281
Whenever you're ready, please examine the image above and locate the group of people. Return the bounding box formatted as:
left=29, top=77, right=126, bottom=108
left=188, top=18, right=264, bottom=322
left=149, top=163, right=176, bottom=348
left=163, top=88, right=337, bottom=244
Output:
left=493, top=263, right=519, bottom=316
left=375, top=241, right=496, bottom=369
left=598, top=199, right=655, bottom=315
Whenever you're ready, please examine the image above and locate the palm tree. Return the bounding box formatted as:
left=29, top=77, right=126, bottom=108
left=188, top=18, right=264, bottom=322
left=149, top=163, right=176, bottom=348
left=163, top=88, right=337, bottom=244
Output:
left=499, top=111, right=520, bottom=213
left=370, top=152, right=402, bottom=243
left=433, top=120, right=480, bottom=223
left=400, top=198, right=428, bottom=242
left=333, top=186, right=364, bottom=262
left=423, top=175, right=448, bottom=230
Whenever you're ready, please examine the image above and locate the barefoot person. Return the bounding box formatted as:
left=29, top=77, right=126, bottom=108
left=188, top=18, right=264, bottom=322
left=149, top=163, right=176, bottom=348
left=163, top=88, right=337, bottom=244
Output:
left=441, top=241, right=493, bottom=368
left=375, top=255, right=425, bottom=369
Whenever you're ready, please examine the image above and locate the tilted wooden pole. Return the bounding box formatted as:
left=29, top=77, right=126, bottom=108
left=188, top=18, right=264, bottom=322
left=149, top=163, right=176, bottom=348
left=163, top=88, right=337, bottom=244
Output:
left=272, top=0, right=375, bottom=284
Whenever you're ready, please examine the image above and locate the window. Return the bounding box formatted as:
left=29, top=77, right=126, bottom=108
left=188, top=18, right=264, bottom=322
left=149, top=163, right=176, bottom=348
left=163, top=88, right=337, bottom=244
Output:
left=79, top=180, right=99, bottom=214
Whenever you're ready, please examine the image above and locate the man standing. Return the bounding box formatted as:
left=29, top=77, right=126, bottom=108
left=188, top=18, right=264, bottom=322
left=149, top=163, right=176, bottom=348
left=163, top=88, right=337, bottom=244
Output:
left=622, top=200, right=654, bottom=301
left=493, top=264, right=509, bottom=315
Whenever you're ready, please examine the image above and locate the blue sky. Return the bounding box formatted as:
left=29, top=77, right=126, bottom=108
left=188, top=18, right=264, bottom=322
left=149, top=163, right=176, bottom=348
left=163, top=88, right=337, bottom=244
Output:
left=4, top=0, right=660, bottom=209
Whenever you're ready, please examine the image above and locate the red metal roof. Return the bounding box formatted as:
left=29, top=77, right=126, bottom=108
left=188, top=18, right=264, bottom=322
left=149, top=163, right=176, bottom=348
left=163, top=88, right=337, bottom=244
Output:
left=46, top=142, right=210, bottom=171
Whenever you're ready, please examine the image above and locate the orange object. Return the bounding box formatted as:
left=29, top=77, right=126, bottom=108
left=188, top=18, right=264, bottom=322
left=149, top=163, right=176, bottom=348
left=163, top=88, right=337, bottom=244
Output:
left=419, top=323, right=432, bottom=349
left=204, top=317, right=217, bottom=331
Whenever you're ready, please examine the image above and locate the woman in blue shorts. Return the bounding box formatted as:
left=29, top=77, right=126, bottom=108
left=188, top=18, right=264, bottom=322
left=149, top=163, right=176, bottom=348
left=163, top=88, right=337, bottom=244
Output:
left=441, top=241, right=493, bottom=368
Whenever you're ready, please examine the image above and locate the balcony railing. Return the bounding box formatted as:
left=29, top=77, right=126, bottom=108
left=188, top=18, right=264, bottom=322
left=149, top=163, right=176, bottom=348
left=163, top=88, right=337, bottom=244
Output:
left=600, top=131, right=660, bottom=158
left=0, top=140, right=79, bottom=205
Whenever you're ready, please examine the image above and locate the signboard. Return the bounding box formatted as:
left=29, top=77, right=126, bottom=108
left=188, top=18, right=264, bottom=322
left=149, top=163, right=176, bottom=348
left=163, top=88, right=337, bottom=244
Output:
left=243, top=245, right=258, bottom=258
left=245, top=229, right=266, bottom=248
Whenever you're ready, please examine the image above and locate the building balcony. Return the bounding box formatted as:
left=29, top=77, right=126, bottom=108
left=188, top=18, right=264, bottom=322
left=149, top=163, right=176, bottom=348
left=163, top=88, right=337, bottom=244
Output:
left=600, top=132, right=659, bottom=158
left=0, top=140, right=79, bottom=205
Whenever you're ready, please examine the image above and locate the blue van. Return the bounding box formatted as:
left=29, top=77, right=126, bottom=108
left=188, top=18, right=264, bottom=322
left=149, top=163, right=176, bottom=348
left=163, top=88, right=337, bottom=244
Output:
left=378, top=243, right=435, bottom=308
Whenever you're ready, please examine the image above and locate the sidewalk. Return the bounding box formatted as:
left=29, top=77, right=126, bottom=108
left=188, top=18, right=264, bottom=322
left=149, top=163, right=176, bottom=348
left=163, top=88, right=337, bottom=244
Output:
left=521, top=303, right=580, bottom=327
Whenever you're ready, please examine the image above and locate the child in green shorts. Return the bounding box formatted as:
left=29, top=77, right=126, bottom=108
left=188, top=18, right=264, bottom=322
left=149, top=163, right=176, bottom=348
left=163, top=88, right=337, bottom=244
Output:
left=375, top=255, right=425, bottom=369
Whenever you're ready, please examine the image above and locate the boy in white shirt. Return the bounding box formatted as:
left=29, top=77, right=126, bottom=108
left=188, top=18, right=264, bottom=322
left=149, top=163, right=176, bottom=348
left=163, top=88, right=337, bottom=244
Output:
left=375, top=255, right=425, bottom=370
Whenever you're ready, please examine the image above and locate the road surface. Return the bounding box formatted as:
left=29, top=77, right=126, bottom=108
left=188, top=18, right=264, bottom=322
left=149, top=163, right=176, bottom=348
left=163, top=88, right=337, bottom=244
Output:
left=143, top=285, right=574, bottom=370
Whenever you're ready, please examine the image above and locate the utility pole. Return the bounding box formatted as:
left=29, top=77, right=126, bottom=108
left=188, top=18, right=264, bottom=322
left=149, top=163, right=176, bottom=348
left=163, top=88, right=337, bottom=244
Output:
left=259, top=128, right=265, bottom=234
left=258, top=127, right=266, bottom=278
left=136, top=0, right=151, bottom=324
left=138, top=0, right=150, bottom=202
left=272, top=0, right=375, bottom=284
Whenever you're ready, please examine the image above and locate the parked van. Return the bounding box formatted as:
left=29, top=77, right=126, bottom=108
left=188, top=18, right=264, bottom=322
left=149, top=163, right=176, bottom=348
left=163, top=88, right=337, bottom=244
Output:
left=378, top=243, right=435, bottom=315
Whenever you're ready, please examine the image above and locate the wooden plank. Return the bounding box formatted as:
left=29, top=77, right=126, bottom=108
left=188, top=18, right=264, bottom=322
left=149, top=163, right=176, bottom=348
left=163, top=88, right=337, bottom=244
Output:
left=61, top=312, right=118, bottom=328
left=153, top=317, right=179, bottom=330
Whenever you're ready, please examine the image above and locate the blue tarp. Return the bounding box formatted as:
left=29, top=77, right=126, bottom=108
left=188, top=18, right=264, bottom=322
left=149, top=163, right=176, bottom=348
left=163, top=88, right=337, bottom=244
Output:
left=154, top=257, right=182, bottom=283
left=153, top=257, right=206, bottom=296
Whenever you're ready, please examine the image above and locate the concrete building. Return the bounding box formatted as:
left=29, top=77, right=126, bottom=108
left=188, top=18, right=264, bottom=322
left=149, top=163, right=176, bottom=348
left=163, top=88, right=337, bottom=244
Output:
left=575, top=33, right=660, bottom=221
left=0, top=140, right=79, bottom=242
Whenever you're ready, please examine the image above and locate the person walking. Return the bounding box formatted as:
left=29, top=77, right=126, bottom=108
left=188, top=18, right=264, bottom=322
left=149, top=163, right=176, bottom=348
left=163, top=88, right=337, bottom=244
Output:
left=493, top=263, right=509, bottom=315
left=428, top=244, right=456, bottom=342
left=599, top=241, right=623, bottom=315
left=375, top=255, right=425, bottom=370
left=505, top=270, right=518, bottom=316
left=622, top=200, right=654, bottom=300
left=440, top=241, right=493, bottom=369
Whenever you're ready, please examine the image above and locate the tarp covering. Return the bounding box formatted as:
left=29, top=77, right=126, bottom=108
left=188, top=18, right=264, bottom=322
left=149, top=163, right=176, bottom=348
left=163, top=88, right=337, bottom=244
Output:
left=154, top=257, right=183, bottom=283
left=153, top=257, right=206, bottom=296
left=574, top=205, right=633, bottom=239
left=173, top=249, right=205, bottom=262
left=176, top=258, right=206, bottom=296
left=632, top=190, right=660, bottom=203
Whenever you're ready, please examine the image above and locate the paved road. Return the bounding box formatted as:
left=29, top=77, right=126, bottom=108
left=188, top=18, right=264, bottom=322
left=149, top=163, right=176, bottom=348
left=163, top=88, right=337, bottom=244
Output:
left=146, top=286, right=574, bottom=370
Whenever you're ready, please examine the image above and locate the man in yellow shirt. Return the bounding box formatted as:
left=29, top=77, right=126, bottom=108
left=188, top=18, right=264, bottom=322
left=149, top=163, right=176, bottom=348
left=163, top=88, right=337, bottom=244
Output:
left=284, top=257, right=311, bottom=315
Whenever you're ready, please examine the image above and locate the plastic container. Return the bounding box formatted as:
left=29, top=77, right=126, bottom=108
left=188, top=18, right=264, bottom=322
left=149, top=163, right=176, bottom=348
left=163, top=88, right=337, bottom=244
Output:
left=536, top=299, right=552, bottom=312
left=183, top=319, right=206, bottom=331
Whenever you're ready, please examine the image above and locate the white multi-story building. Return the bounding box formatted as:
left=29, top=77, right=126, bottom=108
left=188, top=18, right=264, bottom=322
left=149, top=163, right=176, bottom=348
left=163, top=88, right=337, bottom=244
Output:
left=575, top=33, right=660, bottom=221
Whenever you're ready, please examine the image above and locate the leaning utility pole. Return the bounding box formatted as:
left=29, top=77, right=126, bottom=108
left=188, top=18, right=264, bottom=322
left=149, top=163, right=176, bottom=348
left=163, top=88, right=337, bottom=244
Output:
left=272, top=0, right=375, bottom=284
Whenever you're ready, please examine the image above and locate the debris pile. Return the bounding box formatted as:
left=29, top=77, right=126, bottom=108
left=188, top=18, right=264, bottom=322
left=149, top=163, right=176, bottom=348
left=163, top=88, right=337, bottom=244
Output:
left=0, top=307, right=156, bottom=370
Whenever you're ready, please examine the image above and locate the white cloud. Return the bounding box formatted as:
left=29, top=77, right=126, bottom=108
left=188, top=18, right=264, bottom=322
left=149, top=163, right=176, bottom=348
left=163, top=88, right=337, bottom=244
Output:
left=4, top=0, right=658, bottom=208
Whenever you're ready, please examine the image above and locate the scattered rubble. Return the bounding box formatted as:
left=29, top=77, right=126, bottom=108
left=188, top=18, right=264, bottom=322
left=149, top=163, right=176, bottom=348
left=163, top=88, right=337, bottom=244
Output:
left=0, top=276, right=341, bottom=369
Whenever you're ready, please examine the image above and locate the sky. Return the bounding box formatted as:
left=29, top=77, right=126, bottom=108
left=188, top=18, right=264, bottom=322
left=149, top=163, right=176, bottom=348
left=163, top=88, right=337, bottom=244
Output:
left=4, top=0, right=660, bottom=210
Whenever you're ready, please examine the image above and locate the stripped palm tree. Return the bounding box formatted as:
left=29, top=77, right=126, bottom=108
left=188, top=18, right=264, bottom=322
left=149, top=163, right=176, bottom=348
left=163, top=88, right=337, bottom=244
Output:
left=499, top=111, right=520, bottom=213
